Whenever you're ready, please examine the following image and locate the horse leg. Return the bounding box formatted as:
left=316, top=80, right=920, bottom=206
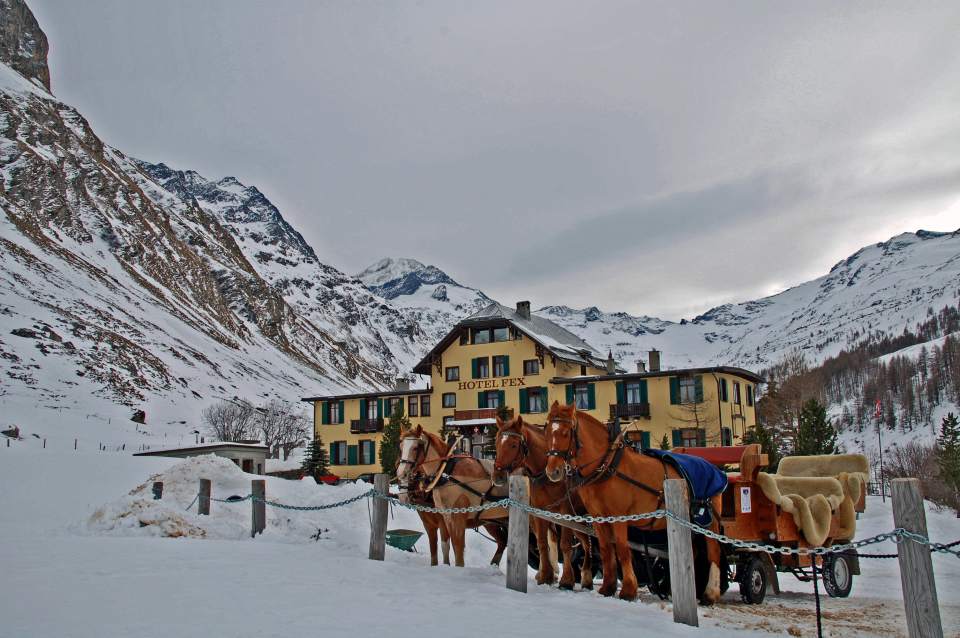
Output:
left=574, top=531, right=594, bottom=590
left=439, top=517, right=451, bottom=565
left=558, top=525, right=576, bottom=590
left=612, top=522, right=638, bottom=600
left=702, top=524, right=722, bottom=604
left=532, top=517, right=554, bottom=584
left=595, top=523, right=618, bottom=597
left=451, top=514, right=467, bottom=567
left=423, top=514, right=439, bottom=566
left=486, top=522, right=507, bottom=567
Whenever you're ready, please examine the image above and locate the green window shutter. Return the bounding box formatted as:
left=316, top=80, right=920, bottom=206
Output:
left=694, top=376, right=704, bottom=403
left=697, top=429, right=707, bottom=447
left=359, top=398, right=367, bottom=420
left=471, top=358, right=479, bottom=379
left=503, top=356, right=510, bottom=377
left=747, top=385, right=754, bottom=406
left=565, top=385, right=574, bottom=405
left=615, top=381, right=625, bottom=404
left=720, top=379, right=728, bottom=402
left=347, top=445, right=358, bottom=465
left=671, top=430, right=682, bottom=447
left=338, top=401, right=345, bottom=423
left=377, top=398, right=385, bottom=419
left=519, top=388, right=529, bottom=414
left=722, top=427, right=732, bottom=446
left=669, top=378, right=680, bottom=405
left=640, top=431, right=651, bottom=450
left=478, top=391, right=486, bottom=409
left=329, top=443, right=337, bottom=465
left=587, top=383, right=596, bottom=410
left=640, top=380, right=648, bottom=404
left=321, top=402, right=330, bottom=425
left=497, top=390, right=505, bottom=407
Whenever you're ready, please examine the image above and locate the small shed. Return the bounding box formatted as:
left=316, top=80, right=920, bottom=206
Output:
left=133, top=442, right=269, bottom=475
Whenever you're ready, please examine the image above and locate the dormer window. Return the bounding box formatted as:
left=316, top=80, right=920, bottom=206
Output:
left=472, top=328, right=491, bottom=344
left=493, top=327, right=509, bottom=342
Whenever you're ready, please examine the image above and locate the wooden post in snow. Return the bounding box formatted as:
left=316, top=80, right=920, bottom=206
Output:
left=198, top=479, right=211, bottom=516
left=368, top=474, right=389, bottom=561
left=506, top=474, right=530, bottom=593
left=251, top=480, right=266, bottom=537
left=665, top=478, right=698, bottom=627
left=891, top=478, right=943, bottom=638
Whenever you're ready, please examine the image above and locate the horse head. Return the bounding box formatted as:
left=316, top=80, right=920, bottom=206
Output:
left=396, top=423, right=425, bottom=488
left=544, top=400, right=578, bottom=482
left=492, top=415, right=526, bottom=487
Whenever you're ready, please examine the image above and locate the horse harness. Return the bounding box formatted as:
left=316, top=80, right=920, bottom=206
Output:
left=494, top=429, right=548, bottom=485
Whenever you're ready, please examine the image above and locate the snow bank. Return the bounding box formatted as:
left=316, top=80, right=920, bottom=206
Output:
left=84, top=454, right=395, bottom=547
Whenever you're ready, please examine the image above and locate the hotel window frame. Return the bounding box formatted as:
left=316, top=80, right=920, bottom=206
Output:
left=733, top=382, right=742, bottom=405
left=746, top=384, right=754, bottom=407
left=446, top=366, right=460, bottom=382
left=388, top=397, right=403, bottom=417
left=493, top=355, right=508, bottom=377
left=680, top=428, right=703, bottom=448
left=719, top=378, right=729, bottom=402
left=420, top=396, right=431, bottom=417
left=493, top=327, right=509, bottom=342
left=408, top=396, right=418, bottom=417
left=359, top=439, right=376, bottom=465
left=625, top=382, right=643, bottom=405
left=474, top=357, right=490, bottom=379
left=484, top=390, right=502, bottom=409
left=679, top=377, right=697, bottom=404
left=442, top=393, right=457, bottom=408
left=367, top=399, right=378, bottom=420
left=528, top=388, right=545, bottom=413
left=574, top=383, right=590, bottom=410
left=329, top=401, right=341, bottom=424
left=330, top=441, right=348, bottom=466
left=523, top=359, right=540, bottom=376
left=472, top=327, right=491, bottom=344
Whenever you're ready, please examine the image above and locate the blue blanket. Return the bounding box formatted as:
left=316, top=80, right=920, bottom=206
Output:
left=643, top=449, right=728, bottom=502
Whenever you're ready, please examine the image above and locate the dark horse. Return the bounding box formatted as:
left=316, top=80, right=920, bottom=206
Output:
left=543, top=401, right=723, bottom=603
left=491, top=415, right=593, bottom=589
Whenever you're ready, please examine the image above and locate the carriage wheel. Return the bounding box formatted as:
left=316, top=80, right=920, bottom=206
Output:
left=738, top=556, right=767, bottom=604
left=822, top=554, right=853, bottom=598
left=646, top=558, right=671, bottom=598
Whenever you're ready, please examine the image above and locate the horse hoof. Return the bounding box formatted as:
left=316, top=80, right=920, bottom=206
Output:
left=598, top=585, right=616, bottom=597
left=581, top=582, right=594, bottom=591
left=558, top=581, right=575, bottom=591
left=618, top=589, right=638, bottom=601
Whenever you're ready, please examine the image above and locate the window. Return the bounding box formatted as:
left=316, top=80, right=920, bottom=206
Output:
left=523, top=359, right=540, bottom=376
left=721, top=427, right=733, bottom=446
left=459, top=329, right=469, bottom=345
left=484, top=391, right=501, bottom=408
left=680, top=428, right=703, bottom=447
left=446, top=367, right=460, bottom=382
left=420, top=396, right=431, bottom=417
left=528, top=388, right=545, bottom=413
left=472, top=328, right=491, bottom=344
left=443, top=416, right=455, bottom=428
left=329, top=401, right=341, bottom=424
left=626, top=382, right=643, bottom=404
left=580, top=365, right=587, bottom=376
left=359, top=440, right=376, bottom=465
left=330, top=441, right=348, bottom=465
left=746, top=385, right=754, bottom=407
left=719, top=378, right=729, bottom=402
left=387, top=397, right=402, bottom=417
left=367, top=400, right=378, bottom=420
left=443, top=393, right=457, bottom=408
left=493, top=327, right=509, bottom=342
left=679, top=377, right=697, bottom=403
left=408, top=396, right=418, bottom=417
left=493, top=355, right=508, bottom=377
left=473, top=357, right=490, bottom=379
left=574, top=384, right=590, bottom=410
left=733, top=382, right=742, bottom=405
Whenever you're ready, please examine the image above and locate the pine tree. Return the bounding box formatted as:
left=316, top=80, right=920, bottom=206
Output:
left=936, top=412, right=960, bottom=511
left=300, top=437, right=329, bottom=481
left=744, top=419, right=782, bottom=469
left=659, top=433, right=671, bottom=450
left=793, top=398, right=838, bottom=456
left=379, top=403, right=409, bottom=476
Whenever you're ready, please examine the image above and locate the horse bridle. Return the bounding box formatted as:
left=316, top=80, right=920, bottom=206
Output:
left=397, top=434, right=431, bottom=493
left=493, top=430, right=528, bottom=473
left=545, top=414, right=581, bottom=466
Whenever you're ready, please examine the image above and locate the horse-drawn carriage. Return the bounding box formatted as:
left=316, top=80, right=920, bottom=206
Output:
left=396, top=401, right=869, bottom=607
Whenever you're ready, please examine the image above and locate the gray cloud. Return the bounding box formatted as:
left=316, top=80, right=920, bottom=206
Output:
left=27, top=0, right=960, bottom=319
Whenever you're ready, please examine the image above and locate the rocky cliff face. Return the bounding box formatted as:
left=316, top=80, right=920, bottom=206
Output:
left=0, top=0, right=48, bottom=90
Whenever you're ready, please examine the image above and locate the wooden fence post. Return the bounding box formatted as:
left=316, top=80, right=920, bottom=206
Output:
left=506, top=475, right=530, bottom=593
left=198, top=478, right=211, bottom=515
left=665, top=478, right=698, bottom=627
left=891, top=478, right=943, bottom=638
left=152, top=481, right=163, bottom=500
left=368, top=474, right=389, bottom=561
left=251, top=480, right=266, bottom=537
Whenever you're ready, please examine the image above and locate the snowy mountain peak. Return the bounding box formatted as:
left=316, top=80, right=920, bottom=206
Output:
left=0, top=0, right=50, bottom=91
left=355, top=257, right=462, bottom=297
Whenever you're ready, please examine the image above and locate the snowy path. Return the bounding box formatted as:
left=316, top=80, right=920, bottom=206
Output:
left=1, top=445, right=958, bottom=638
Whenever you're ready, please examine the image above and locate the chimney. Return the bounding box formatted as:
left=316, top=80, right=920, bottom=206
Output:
left=636, top=360, right=647, bottom=373
left=516, top=301, right=531, bottom=320
left=394, top=377, right=410, bottom=391
left=606, top=351, right=616, bottom=374
left=648, top=349, right=661, bottom=372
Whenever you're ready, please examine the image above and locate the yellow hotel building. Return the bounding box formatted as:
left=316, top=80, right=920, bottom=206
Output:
left=303, top=301, right=762, bottom=479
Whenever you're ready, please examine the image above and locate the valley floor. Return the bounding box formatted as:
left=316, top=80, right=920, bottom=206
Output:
left=1, top=442, right=958, bottom=638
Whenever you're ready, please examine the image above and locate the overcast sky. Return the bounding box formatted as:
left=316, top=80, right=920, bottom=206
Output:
left=28, top=0, right=960, bottom=320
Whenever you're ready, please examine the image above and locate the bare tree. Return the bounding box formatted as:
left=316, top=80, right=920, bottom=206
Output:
left=254, top=399, right=309, bottom=460
left=202, top=399, right=256, bottom=442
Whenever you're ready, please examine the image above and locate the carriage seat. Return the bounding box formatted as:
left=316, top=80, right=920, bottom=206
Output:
left=756, top=453, right=869, bottom=546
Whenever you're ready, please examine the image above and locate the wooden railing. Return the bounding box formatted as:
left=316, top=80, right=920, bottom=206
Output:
left=453, top=408, right=514, bottom=422
left=350, top=418, right=384, bottom=434
left=609, top=402, right=650, bottom=419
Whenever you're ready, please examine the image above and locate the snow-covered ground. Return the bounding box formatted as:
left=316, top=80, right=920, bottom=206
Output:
left=1, top=433, right=958, bottom=638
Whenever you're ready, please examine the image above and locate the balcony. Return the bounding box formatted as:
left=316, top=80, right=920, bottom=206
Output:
left=452, top=408, right=514, bottom=422
left=350, top=418, right=384, bottom=434
left=609, top=402, right=651, bottom=419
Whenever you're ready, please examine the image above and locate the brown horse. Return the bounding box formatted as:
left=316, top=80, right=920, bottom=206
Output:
left=543, top=401, right=723, bottom=603
left=492, top=415, right=594, bottom=590
left=396, top=425, right=508, bottom=567
left=410, top=493, right=450, bottom=566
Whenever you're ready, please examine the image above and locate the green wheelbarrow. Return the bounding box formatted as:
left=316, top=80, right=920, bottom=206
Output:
left=385, top=528, right=423, bottom=552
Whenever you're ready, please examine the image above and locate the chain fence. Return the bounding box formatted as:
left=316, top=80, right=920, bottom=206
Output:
left=187, top=486, right=960, bottom=558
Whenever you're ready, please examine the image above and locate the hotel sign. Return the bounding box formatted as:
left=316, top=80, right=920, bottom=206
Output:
left=457, top=377, right=526, bottom=390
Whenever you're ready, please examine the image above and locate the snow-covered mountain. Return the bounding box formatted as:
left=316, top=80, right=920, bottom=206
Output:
left=538, top=230, right=960, bottom=372
left=0, top=0, right=420, bottom=429
left=355, top=257, right=491, bottom=344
